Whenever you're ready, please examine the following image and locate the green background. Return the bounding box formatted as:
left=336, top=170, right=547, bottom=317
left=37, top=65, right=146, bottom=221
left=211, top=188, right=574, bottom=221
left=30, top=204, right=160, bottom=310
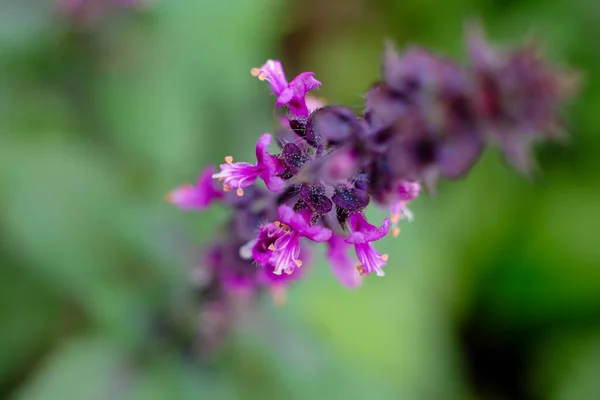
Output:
left=1, top=0, right=598, bottom=399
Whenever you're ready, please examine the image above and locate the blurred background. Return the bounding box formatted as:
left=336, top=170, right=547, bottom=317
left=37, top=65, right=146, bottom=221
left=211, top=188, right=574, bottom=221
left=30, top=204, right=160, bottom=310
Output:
left=0, top=0, right=598, bottom=399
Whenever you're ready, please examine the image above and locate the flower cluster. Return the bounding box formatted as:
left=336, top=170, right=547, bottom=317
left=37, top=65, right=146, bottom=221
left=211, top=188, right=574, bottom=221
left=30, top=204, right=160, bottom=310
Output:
left=169, top=25, right=575, bottom=313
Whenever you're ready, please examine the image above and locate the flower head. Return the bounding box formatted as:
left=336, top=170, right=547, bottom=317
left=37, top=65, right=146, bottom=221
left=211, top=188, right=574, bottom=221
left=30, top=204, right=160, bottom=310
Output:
left=345, top=213, right=390, bottom=276
left=252, top=60, right=322, bottom=117
left=167, top=166, right=223, bottom=210
left=212, top=133, right=284, bottom=195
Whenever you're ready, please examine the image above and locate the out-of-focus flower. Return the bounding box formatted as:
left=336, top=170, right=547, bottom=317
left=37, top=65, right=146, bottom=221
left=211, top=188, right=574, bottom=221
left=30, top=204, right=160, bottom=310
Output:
left=326, top=235, right=362, bottom=288
left=388, top=180, right=421, bottom=237
left=467, top=24, right=578, bottom=173
left=167, top=166, right=223, bottom=210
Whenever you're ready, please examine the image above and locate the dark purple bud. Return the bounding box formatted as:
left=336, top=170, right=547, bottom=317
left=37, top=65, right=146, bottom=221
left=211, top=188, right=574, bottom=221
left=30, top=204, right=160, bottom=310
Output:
left=438, top=133, right=484, bottom=179
left=275, top=126, right=300, bottom=149
left=274, top=154, right=294, bottom=180
left=282, top=143, right=311, bottom=173
left=372, top=125, right=397, bottom=146
left=353, top=173, right=370, bottom=191
left=306, top=106, right=364, bottom=145
left=411, top=137, right=438, bottom=167
left=293, top=198, right=310, bottom=213
left=276, top=184, right=302, bottom=204
left=383, top=45, right=452, bottom=93
left=336, top=206, right=351, bottom=229
left=299, top=184, right=333, bottom=214
left=365, top=83, right=410, bottom=130
left=366, top=155, right=395, bottom=201
left=331, top=186, right=370, bottom=212
left=289, top=118, right=308, bottom=139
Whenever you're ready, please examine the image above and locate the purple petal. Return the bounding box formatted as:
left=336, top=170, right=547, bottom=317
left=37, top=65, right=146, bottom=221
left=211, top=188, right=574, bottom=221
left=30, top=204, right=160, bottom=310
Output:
left=252, top=224, right=280, bottom=266
left=255, top=133, right=285, bottom=192
left=345, top=213, right=390, bottom=244
left=282, top=143, right=311, bottom=173
left=277, top=72, right=321, bottom=108
left=168, top=166, right=223, bottom=210
left=255, top=133, right=272, bottom=165
left=251, top=60, right=288, bottom=96
left=327, top=235, right=362, bottom=288
left=277, top=72, right=322, bottom=116
left=262, top=173, right=285, bottom=192
left=289, top=72, right=322, bottom=93
left=277, top=205, right=332, bottom=242
left=302, top=224, right=332, bottom=242
left=397, top=180, right=421, bottom=202
left=277, top=205, right=302, bottom=227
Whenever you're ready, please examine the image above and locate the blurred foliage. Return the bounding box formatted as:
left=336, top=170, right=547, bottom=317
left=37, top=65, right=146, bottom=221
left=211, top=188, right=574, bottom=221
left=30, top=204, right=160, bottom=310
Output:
left=0, top=0, right=598, bottom=399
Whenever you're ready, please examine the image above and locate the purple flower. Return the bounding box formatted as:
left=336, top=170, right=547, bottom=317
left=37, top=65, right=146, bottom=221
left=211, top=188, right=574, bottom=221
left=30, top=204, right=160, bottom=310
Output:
left=167, top=166, right=223, bottom=210
left=397, top=180, right=421, bottom=202
left=205, top=241, right=257, bottom=296
left=345, top=213, right=390, bottom=277
left=388, top=180, right=420, bottom=237
left=326, top=235, right=362, bottom=288
left=251, top=60, right=322, bottom=117
left=252, top=205, right=331, bottom=276
left=212, top=133, right=284, bottom=195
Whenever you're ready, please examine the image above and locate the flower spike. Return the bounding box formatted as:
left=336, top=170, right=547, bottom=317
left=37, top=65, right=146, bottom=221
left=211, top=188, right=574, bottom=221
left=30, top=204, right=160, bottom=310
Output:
left=170, top=24, right=577, bottom=332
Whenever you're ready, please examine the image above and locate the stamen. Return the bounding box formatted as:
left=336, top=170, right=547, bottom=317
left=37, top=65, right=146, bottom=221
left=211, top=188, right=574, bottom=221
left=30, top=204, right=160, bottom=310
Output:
left=284, top=268, right=293, bottom=275
left=391, top=227, right=401, bottom=237
left=268, top=244, right=275, bottom=251
left=164, top=192, right=173, bottom=203
left=250, top=68, right=260, bottom=77
left=273, top=221, right=281, bottom=228
left=380, top=254, right=389, bottom=262
left=390, top=213, right=401, bottom=224
left=224, top=156, right=233, bottom=164
left=294, top=259, right=303, bottom=268
left=223, top=184, right=232, bottom=192
left=356, top=264, right=366, bottom=276
left=258, top=72, right=267, bottom=81
left=236, top=188, right=244, bottom=196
